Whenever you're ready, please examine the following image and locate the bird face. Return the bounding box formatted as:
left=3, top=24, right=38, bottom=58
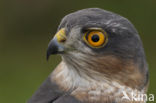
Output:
left=47, top=8, right=148, bottom=91
left=47, top=27, right=108, bottom=55
left=47, top=8, right=145, bottom=65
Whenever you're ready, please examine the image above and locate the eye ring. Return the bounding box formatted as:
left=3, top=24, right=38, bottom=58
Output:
left=83, top=30, right=108, bottom=48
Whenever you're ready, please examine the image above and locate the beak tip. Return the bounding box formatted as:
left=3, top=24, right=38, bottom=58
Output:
left=46, top=54, right=49, bottom=61
left=46, top=50, right=50, bottom=61
left=46, top=36, right=65, bottom=61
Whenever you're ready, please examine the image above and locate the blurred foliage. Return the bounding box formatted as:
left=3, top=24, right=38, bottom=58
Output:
left=0, top=0, right=156, bottom=103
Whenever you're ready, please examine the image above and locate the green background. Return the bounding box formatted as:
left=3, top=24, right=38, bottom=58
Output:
left=0, top=0, right=155, bottom=103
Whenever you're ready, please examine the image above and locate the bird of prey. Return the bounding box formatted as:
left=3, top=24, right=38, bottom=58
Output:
left=28, top=8, right=149, bottom=103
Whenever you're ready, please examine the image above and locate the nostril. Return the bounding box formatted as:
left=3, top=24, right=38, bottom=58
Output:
left=56, top=34, right=66, bottom=43
left=60, top=38, right=66, bottom=42
left=55, top=28, right=66, bottom=43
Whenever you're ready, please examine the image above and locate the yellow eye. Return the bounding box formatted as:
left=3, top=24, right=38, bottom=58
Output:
left=83, top=30, right=107, bottom=47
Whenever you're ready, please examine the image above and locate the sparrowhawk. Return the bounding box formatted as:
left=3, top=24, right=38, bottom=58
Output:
left=28, top=8, right=149, bottom=103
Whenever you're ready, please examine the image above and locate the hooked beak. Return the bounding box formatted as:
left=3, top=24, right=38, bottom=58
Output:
left=47, top=28, right=66, bottom=60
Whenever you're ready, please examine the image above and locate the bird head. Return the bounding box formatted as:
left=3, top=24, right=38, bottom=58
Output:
left=47, top=8, right=148, bottom=94
left=47, top=8, right=144, bottom=61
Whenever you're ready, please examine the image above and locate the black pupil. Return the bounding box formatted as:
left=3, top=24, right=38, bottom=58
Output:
left=91, top=34, right=99, bottom=42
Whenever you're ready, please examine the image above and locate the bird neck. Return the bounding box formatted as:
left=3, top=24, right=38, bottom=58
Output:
left=51, top=60, right=146, bottom=103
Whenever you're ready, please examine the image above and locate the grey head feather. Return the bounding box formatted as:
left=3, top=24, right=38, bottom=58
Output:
left=58, top=8, right=147, bottom=69
left=56, top=8, right=149, bottom=89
